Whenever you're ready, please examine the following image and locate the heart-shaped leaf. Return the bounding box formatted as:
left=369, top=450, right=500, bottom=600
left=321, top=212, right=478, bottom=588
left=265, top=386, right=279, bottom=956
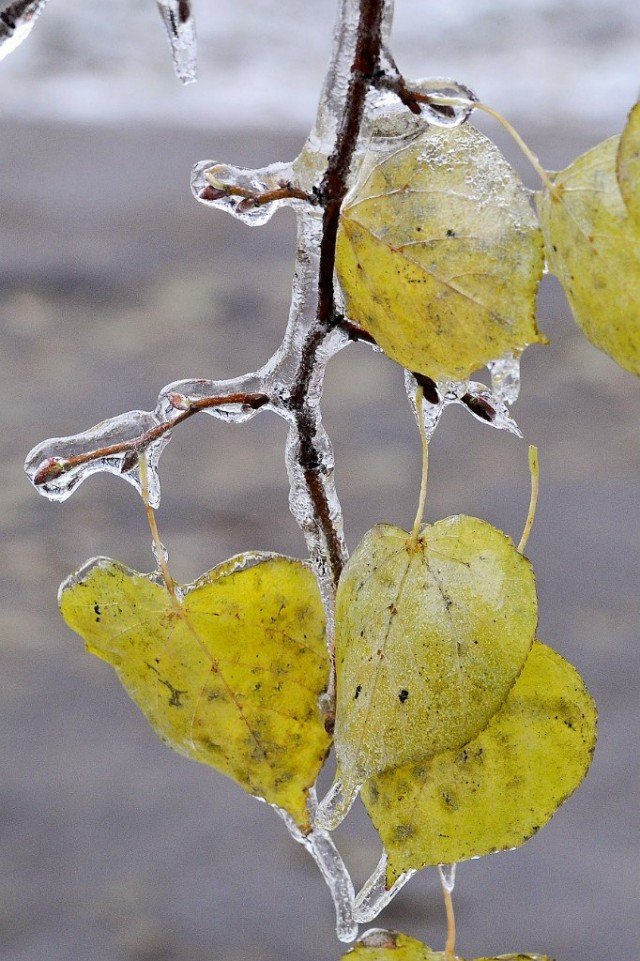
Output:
left=336, top=124, right=545, bottom=382
left=537, top=124, right=640, bottom=377
left=59, top=552, right=331, bottom=832
left=362, top=641, right=597, bottom=884
left=617, top=101, right=640, bottom=222
left=339, top=929, right=551, bottom=961
left=323, top=516, right=537, bottom=828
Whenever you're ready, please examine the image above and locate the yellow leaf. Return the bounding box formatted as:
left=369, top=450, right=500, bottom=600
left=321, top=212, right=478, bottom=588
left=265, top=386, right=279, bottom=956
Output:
left=336, top=124, right=545, bottom=382
left=326, top=516, right=537, bottom=826
left=59, top=553, right=331, bottom=832
left=617, top=101, right=640, bottom=221
left=362, top=642, right=597, bottom=884
left=340, top=930, right=551, bottom=961
left=537, top=132, right=640, bottom=376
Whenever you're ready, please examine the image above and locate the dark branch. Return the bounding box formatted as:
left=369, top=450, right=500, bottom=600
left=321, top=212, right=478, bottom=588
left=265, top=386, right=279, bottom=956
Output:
left=288, top=0, right=387, bottom=589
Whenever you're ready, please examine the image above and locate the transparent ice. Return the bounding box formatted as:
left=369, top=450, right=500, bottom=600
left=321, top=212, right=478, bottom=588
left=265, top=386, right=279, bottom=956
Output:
left=25, top=410, right=171, bottom=508
left=22, top=0, right=524, bottom=928
left=404, top=351, right=522, bottom=442
left=355, top=851, right=415, bottom=923
left=0, top=0, right=48, bottom=61
left=156, top=0, right=197, bottom=85
left=439, top=861, right=457, bottom=893
left=275, top=788, right=358, bottom=943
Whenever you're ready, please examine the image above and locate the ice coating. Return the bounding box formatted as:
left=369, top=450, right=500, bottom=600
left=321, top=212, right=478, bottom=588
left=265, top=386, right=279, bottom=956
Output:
left=275, top=788, right=358, bottom=943
left=412, top=78, right=477, bottom=127
left=438, top=862, right=457, bottom=893
left=25, top=410, right=171, bottom=507
left=366, top=69, right=478, bottom=139
left=0, top=0, right=48, bottom=61
left=193, top=158, right=318, bottom=227
left=354, top=851, right=416, bottom=923
left=488, top=351, right=522, bottom=405
left=24, top=0, right=516, bottom=924
left=404, top=350, right=522, bottom=443
left=155, top=0, right=197, bottom=85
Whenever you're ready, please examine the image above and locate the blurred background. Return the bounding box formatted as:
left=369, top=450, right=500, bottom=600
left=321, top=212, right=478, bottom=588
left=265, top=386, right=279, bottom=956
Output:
left=1, top=1, right=639, bottom=959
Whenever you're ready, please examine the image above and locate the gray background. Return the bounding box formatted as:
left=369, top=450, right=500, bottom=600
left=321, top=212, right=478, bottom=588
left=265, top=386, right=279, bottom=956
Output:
left=1, top=2, right=639, bottom=960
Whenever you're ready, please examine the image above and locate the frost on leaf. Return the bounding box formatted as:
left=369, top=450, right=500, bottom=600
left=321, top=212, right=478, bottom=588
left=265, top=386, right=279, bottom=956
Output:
left=340, top=930, right=552, bottom=961
left=320, top=516, right=538, bottom=829
left=537, top=122, right=640, bottom=377
left=59, top=552, right=331, bottom=832
left=362, top=642, right=597, bottom=884
left=336, top=124, right=545, bottom=382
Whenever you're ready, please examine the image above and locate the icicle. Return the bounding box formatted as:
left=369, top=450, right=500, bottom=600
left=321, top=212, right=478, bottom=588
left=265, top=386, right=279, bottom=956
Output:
left=0, top=0, right=48, bottom=61
left=487, top=350, right=522, bottom=405
left=354, top=851, right=416, bottom=923
left=315, top=775, right=364, bottom=833
left=155, top=0, right=197, bottom=85
left=438, top=862, right=457, bottom=893
left=405, top=355, right=522, bottom=441
left=462, top=381, right=522, bottom=436
left=25, top=410, right=171, bottom=507
left=275, top=789, right=358, bottom=944
left=405, top=371, right=444, bottom=441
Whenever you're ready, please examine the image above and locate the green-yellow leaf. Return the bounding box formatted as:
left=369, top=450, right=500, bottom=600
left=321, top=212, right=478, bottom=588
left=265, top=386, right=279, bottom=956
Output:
left=537, top=133, right=640, bottom=376
left=339, top=930, right=551, bottom=961
left=59, top=553, right=331, bottom=832
left=327, top=516, right=537, bottom=826
left=617, top=101, right=640, bottom=221
left=362, top=641, right=597, bottom=884
left=336, top=124, right=546, bottom=382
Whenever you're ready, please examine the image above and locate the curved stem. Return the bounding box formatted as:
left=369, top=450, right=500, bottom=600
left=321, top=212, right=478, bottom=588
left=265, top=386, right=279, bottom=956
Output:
left=443, top=885, right=456, bottom=960
left=518, top=444, right=540, bottom=554
left=474, top=102, right=557, bottom=194
left=139, top=455, right=177, bottom=598
left=411, top=385, right=429, bottom=539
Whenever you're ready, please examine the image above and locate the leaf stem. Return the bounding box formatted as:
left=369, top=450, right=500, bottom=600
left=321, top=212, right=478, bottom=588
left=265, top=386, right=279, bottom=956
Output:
left=474, top=102, right=558, bottom=195
left=411, top=385, right=429, bottom=540
left=139, top=455, right=178, bottom=598
left=443, top=882, right=457, bottom=961
left=518, top=444, right=539, bottom=554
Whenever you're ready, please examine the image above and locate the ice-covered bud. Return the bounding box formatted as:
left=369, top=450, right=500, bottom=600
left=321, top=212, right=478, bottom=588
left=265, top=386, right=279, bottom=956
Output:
left=167, top=392, right=192, bottom=412
left=32, top=456, right=70, bottom=486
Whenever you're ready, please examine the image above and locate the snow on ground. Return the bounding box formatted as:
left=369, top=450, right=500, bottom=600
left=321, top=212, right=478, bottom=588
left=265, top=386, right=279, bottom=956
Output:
left=0, top=0, right=638, bottom=130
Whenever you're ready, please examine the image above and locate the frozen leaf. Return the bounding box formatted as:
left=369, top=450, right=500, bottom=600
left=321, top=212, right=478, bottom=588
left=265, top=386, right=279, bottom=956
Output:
left=617, top=101, right=640, bottom=222
left=340, top=930, right=551, bottom=961
left=321, top=516, right=537, bottom=828
left=59, top=553, right=331, bottom=832
left=336, top=124, right=545, bottom=382
left=537, top=134, right=640, bottom=377
left=362, top=642, right=597, bottom=883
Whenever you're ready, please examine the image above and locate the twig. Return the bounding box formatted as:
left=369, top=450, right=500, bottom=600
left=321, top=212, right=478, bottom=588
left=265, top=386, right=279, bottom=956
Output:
left=200, top=181, right=318, bottom=210
left=288, top=0, right=387, bottom=589
left=32, top=392, right=270, bottom=486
